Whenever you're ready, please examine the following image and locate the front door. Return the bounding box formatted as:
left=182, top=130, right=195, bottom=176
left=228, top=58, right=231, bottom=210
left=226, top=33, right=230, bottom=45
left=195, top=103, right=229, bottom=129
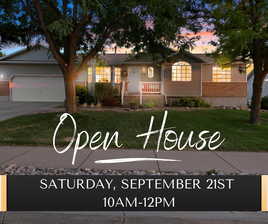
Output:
left=127, top=66, right=141, bottom=94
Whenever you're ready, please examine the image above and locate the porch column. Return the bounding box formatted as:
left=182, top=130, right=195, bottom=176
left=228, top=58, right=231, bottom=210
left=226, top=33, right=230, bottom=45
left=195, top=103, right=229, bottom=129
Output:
left=161, top=65, right=167, bottom=105
left=160, top=65, right=165, bottom=95
left=92, top=62, right=96, bottom=96
left=111, top=66, right=115, bottom=86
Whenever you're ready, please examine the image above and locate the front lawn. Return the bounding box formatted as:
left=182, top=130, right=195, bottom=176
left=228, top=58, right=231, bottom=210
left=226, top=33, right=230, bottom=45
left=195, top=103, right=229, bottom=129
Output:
left=0, top=109, right=268, bottom=151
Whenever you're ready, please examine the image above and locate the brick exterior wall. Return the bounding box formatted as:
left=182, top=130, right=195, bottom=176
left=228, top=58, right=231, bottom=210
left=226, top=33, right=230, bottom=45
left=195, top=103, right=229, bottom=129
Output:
left=202, top=82, right=247, bottom=97
left=0, top=81, right=9, bottom=96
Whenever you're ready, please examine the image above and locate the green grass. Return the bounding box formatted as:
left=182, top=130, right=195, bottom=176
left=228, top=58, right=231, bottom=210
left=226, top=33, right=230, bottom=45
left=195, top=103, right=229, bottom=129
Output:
left=0, top=109, right=268, bottom=151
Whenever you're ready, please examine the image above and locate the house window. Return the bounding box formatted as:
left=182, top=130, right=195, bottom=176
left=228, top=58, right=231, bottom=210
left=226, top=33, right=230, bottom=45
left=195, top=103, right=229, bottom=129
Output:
left=114, top=67, right=121, bottom=83
left=88, top=67, right=93, bottom=82
left=171, top=61, right=192, bottom=81
left=212, top=66, right=231, bottom=82
left=148, top=66, right=154, bottom=78
left=96, top=66, right=111, bottom=83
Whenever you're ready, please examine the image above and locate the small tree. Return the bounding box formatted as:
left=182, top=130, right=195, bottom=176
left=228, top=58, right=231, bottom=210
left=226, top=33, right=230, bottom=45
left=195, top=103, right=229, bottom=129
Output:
left=206, top=0, right=268, bottom=124
left=1, top=0, right=203, bottom=113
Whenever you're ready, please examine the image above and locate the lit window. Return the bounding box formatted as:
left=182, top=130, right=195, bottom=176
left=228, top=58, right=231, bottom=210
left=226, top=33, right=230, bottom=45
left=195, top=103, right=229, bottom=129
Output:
left=212, top=66, right=231, bottom=82
left=114, top=67, right=121, bottom=83
left=96, top=66, right=111, bottom=83
left=148, top=67, right=154, bottom=78
left=172, top=61, right=192, bottom=81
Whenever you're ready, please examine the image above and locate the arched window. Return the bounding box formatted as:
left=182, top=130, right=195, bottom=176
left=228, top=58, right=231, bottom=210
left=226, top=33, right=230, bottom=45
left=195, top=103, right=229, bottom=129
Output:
left=172, top=61, right=192, bottom=81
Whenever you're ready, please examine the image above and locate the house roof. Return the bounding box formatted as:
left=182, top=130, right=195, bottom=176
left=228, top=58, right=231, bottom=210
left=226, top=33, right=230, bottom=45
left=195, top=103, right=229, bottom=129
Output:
left=0, top=46, right=57, bottom=64
left=0, top=45, right=215, bottom=65
left=193, top=54, right=215, bottom=64
left=98, top=52, right=215, bottom=66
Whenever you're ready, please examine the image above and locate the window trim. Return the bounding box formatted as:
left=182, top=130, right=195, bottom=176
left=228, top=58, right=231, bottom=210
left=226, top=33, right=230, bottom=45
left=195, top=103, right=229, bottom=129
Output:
left=95, top=66, right=111, bottom=83
left=171, top=61, right=192, bottom=82
left=114, top=67, right=121, bottom=84
left=212, top=66, right=231, bottom=82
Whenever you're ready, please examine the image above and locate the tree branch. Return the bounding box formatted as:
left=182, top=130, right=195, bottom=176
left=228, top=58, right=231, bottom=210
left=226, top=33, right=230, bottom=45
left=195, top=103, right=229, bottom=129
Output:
left=32, top=0, right=67, bottom=73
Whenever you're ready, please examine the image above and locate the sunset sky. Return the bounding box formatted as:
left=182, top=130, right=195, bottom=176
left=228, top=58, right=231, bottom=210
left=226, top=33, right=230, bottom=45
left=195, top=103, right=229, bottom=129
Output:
left=1, top=31, right=217, bottom=55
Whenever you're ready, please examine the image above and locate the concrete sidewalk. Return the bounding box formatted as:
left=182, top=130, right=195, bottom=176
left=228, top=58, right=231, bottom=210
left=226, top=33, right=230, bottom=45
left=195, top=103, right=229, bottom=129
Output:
left=0, top=146, right=268, bottom=174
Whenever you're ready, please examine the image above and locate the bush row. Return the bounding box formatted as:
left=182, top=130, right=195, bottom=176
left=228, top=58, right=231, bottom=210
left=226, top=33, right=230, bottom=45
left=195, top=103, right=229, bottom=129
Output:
left=169, top=97, right=210, bottom=108
left=76, top=83, right=120, bottom=106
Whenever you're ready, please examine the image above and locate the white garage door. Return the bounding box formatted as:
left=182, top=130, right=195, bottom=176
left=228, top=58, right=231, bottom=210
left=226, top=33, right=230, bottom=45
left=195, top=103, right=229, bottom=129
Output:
left=12, top=76, right=65, bottom=102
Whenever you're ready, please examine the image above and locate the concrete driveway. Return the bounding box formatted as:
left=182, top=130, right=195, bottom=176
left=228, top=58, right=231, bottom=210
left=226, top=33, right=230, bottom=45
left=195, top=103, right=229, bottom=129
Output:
left=0, top=101, right=62, bottom=121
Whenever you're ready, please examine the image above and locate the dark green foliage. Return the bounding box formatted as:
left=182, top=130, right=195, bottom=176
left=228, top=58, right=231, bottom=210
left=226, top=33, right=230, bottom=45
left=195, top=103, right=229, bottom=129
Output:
left=102, top=96, right=120, bottom=107
left=87, top=95, right=97, bottom=105
left=170, top=97, right=210, bottom=108
left=1, top=0, right=204, bottom=113
left=129, top=102, right=139, bottom=110
left=261, top=96, right=268, bottom=110
left=95, top=83, right=119, bottom=105
left=206, top=0, right=268, bottom=123
left=76, top=86, right=88, bottom=104
left=0, top=0, right=204, bottom=66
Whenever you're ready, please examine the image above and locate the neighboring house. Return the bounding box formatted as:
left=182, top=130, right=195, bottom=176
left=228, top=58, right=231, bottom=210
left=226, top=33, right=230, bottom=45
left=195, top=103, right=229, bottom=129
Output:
left=0, top=46, right=248, bottom=107
left=247, top=72, right=268, bottom=103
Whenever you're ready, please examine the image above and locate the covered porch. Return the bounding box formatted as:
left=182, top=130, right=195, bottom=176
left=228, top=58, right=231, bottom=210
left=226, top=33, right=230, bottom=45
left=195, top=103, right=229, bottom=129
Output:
left=87, top=62, right=164, bottom=105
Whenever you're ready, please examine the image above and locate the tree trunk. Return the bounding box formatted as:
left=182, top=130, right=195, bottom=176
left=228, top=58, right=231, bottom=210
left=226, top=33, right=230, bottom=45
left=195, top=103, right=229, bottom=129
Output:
left=64, top=76, right=77, bottom=113
left=250, top=71, right=265, bottom=124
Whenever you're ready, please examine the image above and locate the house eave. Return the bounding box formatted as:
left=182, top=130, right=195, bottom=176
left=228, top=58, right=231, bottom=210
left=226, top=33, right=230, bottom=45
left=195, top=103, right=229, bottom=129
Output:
left=0, top=60, right=58, bottom=65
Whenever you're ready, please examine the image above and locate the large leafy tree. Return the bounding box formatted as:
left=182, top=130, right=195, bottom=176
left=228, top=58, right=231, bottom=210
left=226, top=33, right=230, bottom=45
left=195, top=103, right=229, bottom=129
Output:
left=206, top=0, right=268, bottom=124
left=0, top=0, right=203, bottom=113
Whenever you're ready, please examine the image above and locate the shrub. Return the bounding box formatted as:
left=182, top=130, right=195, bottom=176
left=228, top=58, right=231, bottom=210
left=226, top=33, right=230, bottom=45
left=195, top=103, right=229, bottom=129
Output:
left=144, top=101, right=156, bottom=108
left=129, top=102, right=139, bottom=110
left=95, top=83, right=119, bottom=103
left=87, top=95, right=97, bottom=105
left=102, top=96, right=121, bottom=106
left=171, top=97, right=210, bottom=108
left=261, top=96, right=268, bottom=109
left=76, top=86, right=88, bottom=104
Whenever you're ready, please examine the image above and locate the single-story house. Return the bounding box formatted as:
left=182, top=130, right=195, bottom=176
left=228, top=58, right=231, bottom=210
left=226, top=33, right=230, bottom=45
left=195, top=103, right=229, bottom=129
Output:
left=247, top=72, right=268, bottom=103
left=0, top=46, right=247, bottom=107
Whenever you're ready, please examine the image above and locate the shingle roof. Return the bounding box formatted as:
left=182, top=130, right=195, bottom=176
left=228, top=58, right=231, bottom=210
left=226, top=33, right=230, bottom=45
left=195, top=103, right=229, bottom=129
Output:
left=0, top=46, right=215, bottom=65
left=192, top=54, right=215, bottom=63
left=99, top=53, right=215, bottom=65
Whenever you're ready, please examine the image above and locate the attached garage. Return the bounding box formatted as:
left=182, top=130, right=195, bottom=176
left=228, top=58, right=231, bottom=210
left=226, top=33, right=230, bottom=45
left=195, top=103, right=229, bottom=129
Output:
left=0, top=47, right=88, bottom=102
left=11, top=75, right=65, bottom=102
